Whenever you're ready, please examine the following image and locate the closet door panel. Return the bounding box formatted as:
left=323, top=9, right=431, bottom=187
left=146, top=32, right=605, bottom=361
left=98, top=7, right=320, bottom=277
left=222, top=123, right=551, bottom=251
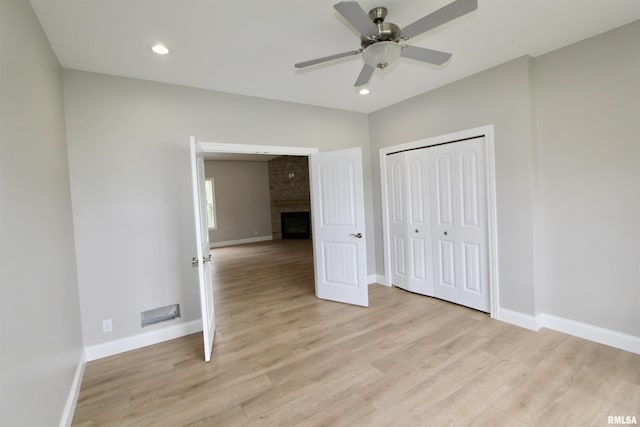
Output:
left=429, top=138, right=489, bottom=312
left=405, top=150, right=434, bottom=295
left=387, top=153, right=409, bottom=289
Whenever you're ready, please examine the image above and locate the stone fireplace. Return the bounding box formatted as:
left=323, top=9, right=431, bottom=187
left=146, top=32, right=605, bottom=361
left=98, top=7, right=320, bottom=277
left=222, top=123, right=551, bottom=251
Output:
left=268, top=156, right=310, bottom=240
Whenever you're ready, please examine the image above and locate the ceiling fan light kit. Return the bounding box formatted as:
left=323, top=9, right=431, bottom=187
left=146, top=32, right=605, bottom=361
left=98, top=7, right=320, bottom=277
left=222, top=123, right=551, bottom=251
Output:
left=363, top=42, right=402, bottom=69
left=295, top=0, right=478, bottom=89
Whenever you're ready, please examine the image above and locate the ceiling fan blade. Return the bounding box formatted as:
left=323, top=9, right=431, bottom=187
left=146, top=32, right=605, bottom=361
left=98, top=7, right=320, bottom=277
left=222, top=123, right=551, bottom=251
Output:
left=401, top=46, right=452, bottom=65
left=354, top=64, right=375, bottom=87
left=334, top=1, right=379, bottom=36
left=295, top=49, right=362, bottom=68
left=402, top=0, right=477, bottom=39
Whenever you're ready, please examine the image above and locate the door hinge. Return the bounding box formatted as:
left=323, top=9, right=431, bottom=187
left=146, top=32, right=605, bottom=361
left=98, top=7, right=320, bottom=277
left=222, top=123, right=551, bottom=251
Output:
left=192, top=254, right=212, bottom=266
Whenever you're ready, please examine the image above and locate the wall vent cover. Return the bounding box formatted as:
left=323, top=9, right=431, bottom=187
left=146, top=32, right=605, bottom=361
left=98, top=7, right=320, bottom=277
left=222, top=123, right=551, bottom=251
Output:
left=141, top=304, right=180, bottom=327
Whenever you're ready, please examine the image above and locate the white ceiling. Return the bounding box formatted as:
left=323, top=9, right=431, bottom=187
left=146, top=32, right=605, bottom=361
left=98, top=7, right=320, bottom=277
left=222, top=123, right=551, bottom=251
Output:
left=30, top=0, right=640, bottom=114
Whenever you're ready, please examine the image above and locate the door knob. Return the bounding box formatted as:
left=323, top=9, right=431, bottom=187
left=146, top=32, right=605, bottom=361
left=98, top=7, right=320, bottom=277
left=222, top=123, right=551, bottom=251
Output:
left=203, top=254, right=212, bottom=262
left=415, top=229, right=419, bottom=233
left=350, top=233, right=363, bottom=239
left=444, top=231, right=448, bottom=236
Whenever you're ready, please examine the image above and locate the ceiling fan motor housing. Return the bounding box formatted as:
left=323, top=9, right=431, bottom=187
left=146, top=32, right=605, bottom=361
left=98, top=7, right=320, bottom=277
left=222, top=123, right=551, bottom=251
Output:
left=376, top=22, right=401, bottom=41
left=361, top=9, right=402, bottom=49
left=360, top=7, right=404, bottom=68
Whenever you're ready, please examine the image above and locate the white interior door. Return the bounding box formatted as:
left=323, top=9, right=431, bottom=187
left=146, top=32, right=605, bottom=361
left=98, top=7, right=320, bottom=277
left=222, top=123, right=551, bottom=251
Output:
left=387, top=152, right=409, bottom=290
left=430, top=137, right=489, bottom=312
left=310, top=147, right=368, bottom=307
left=190, top=137, right=216, bottom=361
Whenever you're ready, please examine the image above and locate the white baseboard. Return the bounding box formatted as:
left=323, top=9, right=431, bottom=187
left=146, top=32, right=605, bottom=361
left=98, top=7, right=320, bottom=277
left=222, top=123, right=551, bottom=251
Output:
left=496, top=307, right=540, bottom=331
left=537, top=313, right=640, bottom=355
left=59, top=350, right=86, bottom=427
left=84, top=320, right=203, bottom=361
left=367, top=274, right=386, bottom=285
left=496, top=307, right=639, bottom=355
left=210, top=235, right=272, bottom=248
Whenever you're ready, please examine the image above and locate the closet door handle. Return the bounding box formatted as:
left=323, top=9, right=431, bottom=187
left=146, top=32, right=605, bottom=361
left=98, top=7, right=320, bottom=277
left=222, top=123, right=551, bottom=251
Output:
left=350, top=233, right=363, bottom=239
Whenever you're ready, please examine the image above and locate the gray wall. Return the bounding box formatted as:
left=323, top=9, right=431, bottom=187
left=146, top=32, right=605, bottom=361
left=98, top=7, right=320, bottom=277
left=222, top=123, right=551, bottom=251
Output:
left=369, top=56, right=538, bottom=315
left=533, top=21, right=640, bottom=336
left=204, top=160, right=272, bottom=244
left=368, top=22, right=639, bottom=335
left=62, top=70, right=372, bottom=347
left=0, top=0, right=84, bottom=425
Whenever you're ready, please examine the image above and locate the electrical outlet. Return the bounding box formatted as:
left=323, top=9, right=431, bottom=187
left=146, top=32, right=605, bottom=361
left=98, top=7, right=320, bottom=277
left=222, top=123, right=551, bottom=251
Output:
left=102, top=319, right=112, bottom=333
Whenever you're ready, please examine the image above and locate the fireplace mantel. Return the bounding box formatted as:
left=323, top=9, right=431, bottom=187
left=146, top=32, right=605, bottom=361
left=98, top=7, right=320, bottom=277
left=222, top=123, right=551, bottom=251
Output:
left=272, top=199, right=310, bottom=207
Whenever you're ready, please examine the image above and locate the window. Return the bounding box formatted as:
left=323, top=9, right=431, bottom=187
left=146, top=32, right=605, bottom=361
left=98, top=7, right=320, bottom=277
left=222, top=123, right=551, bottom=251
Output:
left=205, top=178, right=217, bottom=229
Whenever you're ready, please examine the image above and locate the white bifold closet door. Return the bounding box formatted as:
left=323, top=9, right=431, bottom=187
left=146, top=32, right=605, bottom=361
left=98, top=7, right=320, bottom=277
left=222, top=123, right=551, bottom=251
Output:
left=388, top=137, right=489, bottom=312
left=387, top=150, right=434, bottom=296
left=387, top=152, right=409, bottom=291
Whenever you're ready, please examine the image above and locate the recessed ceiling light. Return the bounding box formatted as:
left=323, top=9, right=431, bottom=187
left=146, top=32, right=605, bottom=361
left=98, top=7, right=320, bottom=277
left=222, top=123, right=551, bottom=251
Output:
left=151, top=44, right=170, bottom=55
left=358, top=88, right=370, bottom=95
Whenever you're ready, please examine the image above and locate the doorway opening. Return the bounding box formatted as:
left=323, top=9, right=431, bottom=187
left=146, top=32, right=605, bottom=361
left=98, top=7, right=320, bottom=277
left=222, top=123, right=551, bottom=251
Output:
left=195, top=141, right=369, bottom=307
left=198, top=142, right=318, bottom=287
left=191, top=140, right=371, bottom=362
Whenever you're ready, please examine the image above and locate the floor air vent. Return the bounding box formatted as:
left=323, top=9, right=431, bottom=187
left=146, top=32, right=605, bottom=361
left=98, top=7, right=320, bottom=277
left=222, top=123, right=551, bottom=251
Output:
left=141, top=304, right=180, bottom=327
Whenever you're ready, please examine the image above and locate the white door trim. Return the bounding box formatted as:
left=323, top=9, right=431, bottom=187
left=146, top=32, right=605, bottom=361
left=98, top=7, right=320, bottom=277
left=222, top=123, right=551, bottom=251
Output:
left=379, top=125, right=499, bottom=318
left=198, top=141, right=319, bottom=157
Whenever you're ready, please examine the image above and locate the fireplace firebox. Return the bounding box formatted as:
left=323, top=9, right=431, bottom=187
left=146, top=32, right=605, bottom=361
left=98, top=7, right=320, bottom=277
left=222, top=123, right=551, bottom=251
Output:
left=281, top=211, right=311, bottom=239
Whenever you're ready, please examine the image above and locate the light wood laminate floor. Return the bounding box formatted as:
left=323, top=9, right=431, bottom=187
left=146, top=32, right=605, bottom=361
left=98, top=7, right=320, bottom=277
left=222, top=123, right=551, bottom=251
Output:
left=73, top=240, right=639, bottom=426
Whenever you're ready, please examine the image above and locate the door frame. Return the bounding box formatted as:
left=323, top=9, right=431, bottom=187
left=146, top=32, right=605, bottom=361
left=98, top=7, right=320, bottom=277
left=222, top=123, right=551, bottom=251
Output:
left=198, top=141, right=319, bottom=158
left=378, top=125, right=500, bottom=318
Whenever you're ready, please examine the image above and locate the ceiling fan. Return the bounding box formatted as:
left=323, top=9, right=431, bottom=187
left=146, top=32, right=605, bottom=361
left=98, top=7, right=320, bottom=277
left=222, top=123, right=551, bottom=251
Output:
left=295, top=0, right=478, bottom=87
